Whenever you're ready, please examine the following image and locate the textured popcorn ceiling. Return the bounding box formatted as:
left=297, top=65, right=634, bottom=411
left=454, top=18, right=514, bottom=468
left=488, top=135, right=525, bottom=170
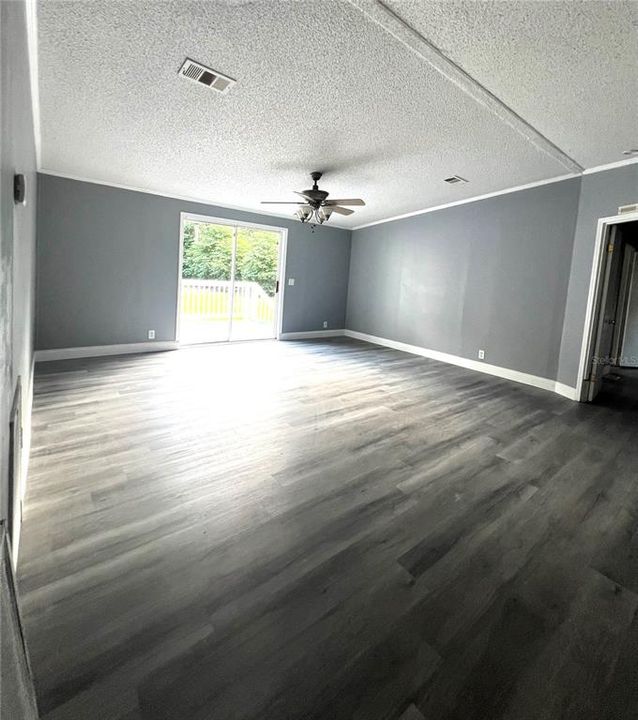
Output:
left=384, top=0, right=638, bottom=170
left=36, top=0, right=638, bottom=228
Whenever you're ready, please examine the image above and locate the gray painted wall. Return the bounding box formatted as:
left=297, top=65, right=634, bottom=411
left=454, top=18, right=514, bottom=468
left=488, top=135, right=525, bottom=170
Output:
left=0, top=0, right=37, bottom=557
left=36, top=175, right=351, bottom=349
left=556, top=164, right=638, bottom=386
left=347, top=179, right=581, bottom=381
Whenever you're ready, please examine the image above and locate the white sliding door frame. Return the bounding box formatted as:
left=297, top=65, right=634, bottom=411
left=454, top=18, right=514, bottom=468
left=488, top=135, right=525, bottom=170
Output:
left=176, top=212, right=288, bottom=344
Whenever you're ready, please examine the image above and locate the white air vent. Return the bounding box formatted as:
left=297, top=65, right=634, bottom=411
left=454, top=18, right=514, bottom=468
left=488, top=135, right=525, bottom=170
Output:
left=619, top=203, right=638, bottom=215
left=179, top=58, right=236, bottom=94
left=443, top=175, right=468, bottom=184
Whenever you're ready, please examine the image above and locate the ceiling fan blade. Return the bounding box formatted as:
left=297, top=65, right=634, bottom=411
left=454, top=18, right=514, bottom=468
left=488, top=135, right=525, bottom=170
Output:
left=324, top=198, right=365, bottom=206
left=330, top=206, right=355, bottom=216
left=261, top=201, right=305, bottom=204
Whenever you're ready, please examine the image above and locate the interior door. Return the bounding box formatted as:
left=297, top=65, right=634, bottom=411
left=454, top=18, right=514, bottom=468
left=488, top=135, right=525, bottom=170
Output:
left=587, top=225, right=622, bottom=400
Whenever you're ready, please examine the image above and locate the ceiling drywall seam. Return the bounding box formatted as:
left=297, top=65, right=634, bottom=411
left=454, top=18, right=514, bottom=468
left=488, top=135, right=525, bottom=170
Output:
left=25, top=0, right=41, bottom=167
left=346, top=0, right=584, bottom=175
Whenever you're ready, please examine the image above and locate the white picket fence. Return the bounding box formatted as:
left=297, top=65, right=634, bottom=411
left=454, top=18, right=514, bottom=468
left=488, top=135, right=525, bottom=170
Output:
left=181, top=279, right=274, bottom=323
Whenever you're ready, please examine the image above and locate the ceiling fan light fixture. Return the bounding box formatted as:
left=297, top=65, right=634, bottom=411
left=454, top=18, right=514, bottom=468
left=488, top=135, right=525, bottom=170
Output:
left=296, top=206, right=313, bottom=222
left=317, top=206, right=334, bottom=223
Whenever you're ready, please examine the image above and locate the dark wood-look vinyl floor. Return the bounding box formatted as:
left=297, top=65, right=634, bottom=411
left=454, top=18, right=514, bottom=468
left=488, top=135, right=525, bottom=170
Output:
left=17, top=339, right=638, bottom=720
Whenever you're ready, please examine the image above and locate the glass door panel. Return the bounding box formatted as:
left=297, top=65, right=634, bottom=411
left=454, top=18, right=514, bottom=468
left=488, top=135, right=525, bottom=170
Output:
left=230, top=227, right=280, bottom=341
left=179, top=221, right=234, bottom=344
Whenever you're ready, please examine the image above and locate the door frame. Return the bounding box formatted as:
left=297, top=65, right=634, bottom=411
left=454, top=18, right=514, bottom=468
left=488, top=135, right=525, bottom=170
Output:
left=175, top=212, right=288, bottom=344
left=576, top=210, right=638, bottom=400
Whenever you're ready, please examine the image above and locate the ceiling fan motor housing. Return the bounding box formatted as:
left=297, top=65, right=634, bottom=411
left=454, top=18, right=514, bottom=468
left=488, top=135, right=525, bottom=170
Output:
left=303, top=190, right=329, bottom=207
left=302, top=171, right=328, bottom=207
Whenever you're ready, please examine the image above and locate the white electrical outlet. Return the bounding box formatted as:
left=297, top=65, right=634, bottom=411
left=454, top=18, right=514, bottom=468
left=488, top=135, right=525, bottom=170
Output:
left=478, top=349, right=485, bottom=360
left=288, top=278, right=295, bottom=286
left=148, top=330, right=155, bottom=340
left=323, top=321, right=328, bottom=329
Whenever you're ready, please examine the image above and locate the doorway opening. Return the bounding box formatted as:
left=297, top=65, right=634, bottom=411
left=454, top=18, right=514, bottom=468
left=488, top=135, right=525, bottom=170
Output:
left=578, top=213, right=638, bottom=402
left=177, top=214, right=286, bottom=345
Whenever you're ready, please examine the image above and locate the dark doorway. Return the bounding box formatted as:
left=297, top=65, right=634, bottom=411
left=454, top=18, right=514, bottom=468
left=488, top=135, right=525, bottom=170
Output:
left=584, top=220, right=638, bottom=402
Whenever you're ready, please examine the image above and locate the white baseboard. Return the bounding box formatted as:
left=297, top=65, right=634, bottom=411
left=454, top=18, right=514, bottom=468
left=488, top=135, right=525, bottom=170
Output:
left=554, top=382, right=581, bottom=401
left=280, top=329, right=346, bottom=340
left=344, top=330, right=579, bottom=401
left=34, top=341, right=178, bottom=362
left=32, top=332, right=582, bottom=402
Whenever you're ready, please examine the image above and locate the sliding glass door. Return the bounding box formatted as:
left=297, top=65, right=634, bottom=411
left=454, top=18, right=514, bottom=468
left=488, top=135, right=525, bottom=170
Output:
left=230, top=225, right=281, bottom=341
left=178, top=216, right=283, bottom=344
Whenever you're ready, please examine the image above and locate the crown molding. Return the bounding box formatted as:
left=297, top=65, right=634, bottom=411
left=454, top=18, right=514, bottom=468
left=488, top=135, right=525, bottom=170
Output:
left=353, top=157, right=638, bottom=231
left=352, top=173, right=579, bottom=230
left=37, top=170, right=351, bottom=231
left=581, top=157, right=638, bottom=175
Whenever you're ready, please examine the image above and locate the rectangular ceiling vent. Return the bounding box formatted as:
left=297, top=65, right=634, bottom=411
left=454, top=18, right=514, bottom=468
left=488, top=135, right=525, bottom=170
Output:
left=443, top=175, right=468, bottom=184
left=179, top=58, right=236, bottom=94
